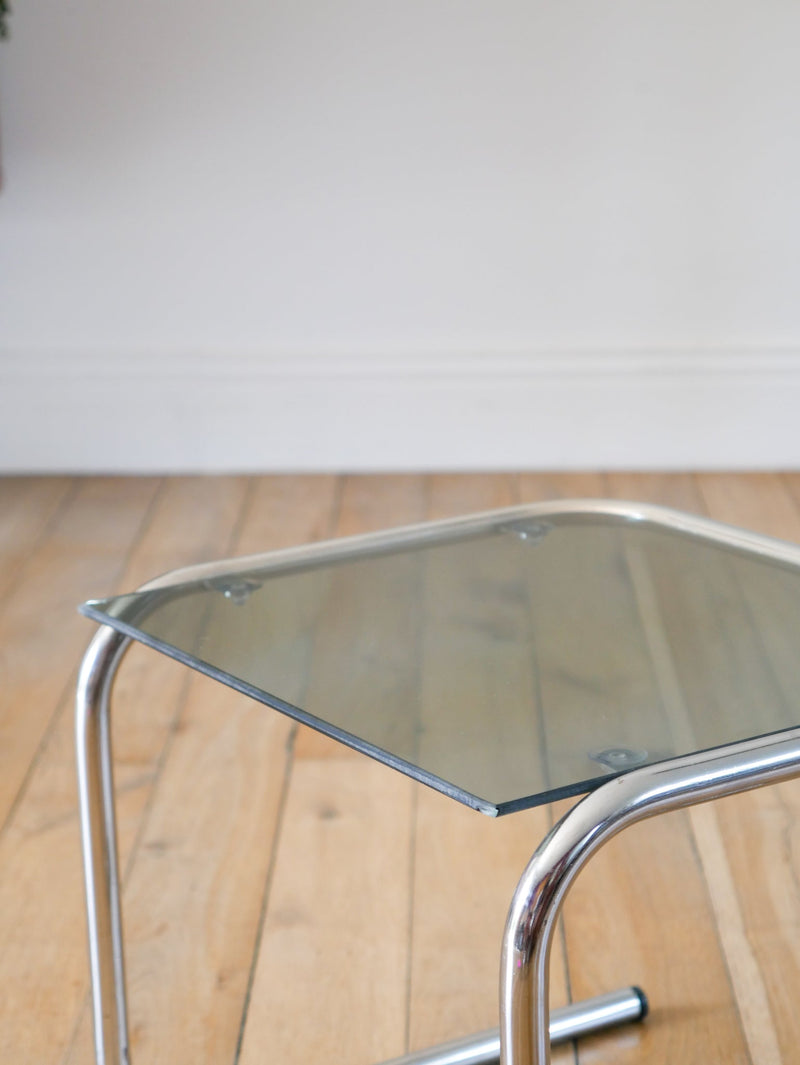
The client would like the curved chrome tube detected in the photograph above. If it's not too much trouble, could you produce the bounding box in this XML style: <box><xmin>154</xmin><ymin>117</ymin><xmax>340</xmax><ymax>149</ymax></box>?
<box><xmin>106</xmin><ymin>499</ymin><xmax>800</xmax><ymax>597</ymax></box>
<box><xmin>76</xmin><ymin>625</ymin><xmax>132</xmax><ymax>1065</ymax></box>
<box><xmin>500</xmin><ymin>726</ymin><xmax>800</xmax><ymax>1065</ymax></box>
<box><xmin>75</xmin><ymin>497</ymin><xmax>800</xmax><ymax>1065</ymax></box>
<box><xmin>76</xmin><ymin>622</ymin><xmax>800</xmax><ymax>1065</ymax></box>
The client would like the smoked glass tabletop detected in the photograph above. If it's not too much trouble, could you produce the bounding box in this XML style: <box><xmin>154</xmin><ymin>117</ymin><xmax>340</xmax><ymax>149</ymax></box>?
<box><xmin>80</xmin><ymin>502</ymin><xmax>800</xmax><ymax>816</ymax></box>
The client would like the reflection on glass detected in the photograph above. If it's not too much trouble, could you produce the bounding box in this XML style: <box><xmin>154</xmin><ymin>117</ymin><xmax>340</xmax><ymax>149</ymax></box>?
<box><xmin>81</xmin><ymin>513</ymin><xmax>800</xmax><ymax>815</ymax></box>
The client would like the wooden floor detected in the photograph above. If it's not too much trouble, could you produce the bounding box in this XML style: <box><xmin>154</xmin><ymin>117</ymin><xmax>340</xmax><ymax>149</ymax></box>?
<box><xmin>3</xmin><ymin>472</ymin><xmax>800</xmax><ymax>1065</ymax></box>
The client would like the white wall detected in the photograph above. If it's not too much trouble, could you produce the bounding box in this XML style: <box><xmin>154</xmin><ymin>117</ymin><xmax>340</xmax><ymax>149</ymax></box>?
<box><xmin>2</xmin><ymin>1</ymin><xmax>800</xmax><ymax>471</ymax></box>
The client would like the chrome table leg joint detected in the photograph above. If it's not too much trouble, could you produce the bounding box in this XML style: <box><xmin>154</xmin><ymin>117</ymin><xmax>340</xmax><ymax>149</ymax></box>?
<box><xmin>500</xmin><ymin>727</ymin><xmax>800</xmax><ymax>1065</ymax></box>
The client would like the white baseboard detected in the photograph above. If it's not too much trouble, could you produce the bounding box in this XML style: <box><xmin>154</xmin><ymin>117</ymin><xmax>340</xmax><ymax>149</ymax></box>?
<box><xmin>2</xmin><ymin>349</ymin><xmax>799</xmax><ymax>472</ymax></box>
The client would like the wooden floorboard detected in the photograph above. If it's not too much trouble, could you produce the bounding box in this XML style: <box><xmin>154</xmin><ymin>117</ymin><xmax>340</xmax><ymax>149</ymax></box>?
<box><xmin>2</xmin><ymin>473</ymin><xmax>800</xmax><ymax>1064</ymax></box>
<box><xmin>239</xmin><ymin>475</ymin><xmax>425</xmax><ymax>1065</ymax></box>
<box><xmin>408</xmin><ymin>475</ymin><xmax>572</xmax><ymax>1064</ymax></box>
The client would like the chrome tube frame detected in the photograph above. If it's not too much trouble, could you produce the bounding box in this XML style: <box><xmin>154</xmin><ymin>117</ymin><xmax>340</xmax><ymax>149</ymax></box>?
<box><xmin>74</xmin><ymin>623</ymin><xmax>649</xmax><ymax>1065</ymax></box>
<box><xmin>76</xmin><ymin>625</ymin><xmax>132</xmax><ymax>1065</ymax></box>
<box><xmin>111</xmin><ymin>499</ymin><xmax>800</xmax><ymax>597</ymax></box>
<box><xmin>500</xmin><ymin>727</ymin><xmax>800</xmax><ymax>1065</ymax></box>
<box><xmin>75</xmin><ymin>500</ymin><xmax>800</xmax><ymax>1065</ymax></box>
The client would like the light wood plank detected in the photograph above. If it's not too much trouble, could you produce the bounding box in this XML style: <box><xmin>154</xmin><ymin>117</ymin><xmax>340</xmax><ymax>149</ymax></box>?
<box><xmin>520</xmin><ymin>474</ymin><xmax>723</xmax><ymax>1065</ymax></box>
<box><xmin>425</xmin><ymin>472</ymin><xmax>518</xmax><ymax>518</ymax></box>
<box><xmin>518</xmin><ymin>471</ymin><xmax>607</xmax><ymax>503</ymax></box>
<box><xmin>293</xmin><ymin>474</ymin><xmax>429</xmax><ymax>762</ymax></box>
<box><xmin>4</xmin><ymin>475</ymin><xmax>329</xmax><ymax>1065</ymax></box>
<box><xmin>409</xmin><ymin>791</ymin><xmax>572</xmax><ymax>1057</ymax></box>
<box><xmin>409</xmin><ymin>474</ymin><xmax>572</xmax><ymax>1062</ymax></box>
<box><xmin>0</xmin><ymin>476</ymin><xmax>74</xmax><ymax>602</ymax></box>
<box><xmin>111</xmin><ymin>680</ymin><xmax>294</xmax><ymax>1065</ymax></box>
<box><xmin>415</xmin><ymin>500</ymin><xmax>544</xmax><ymax>804</ymax></box>
<box><xmin>81</xmin><ymin>475</ymin><xmax>339</xmax><ymax>1065</ymax></box>
<box><xmin>0</xmin><ymin>476</ymin><xmax>164</xmax><ymax>1065</ymax></box>
<box><xmin>241</xmin><ymin>758</ymin><xmax>414</xmax><ymax>1065</ymax></box>
<box><xmin>691</xmin><ymin>471</ymin><xmax>800</xmax><ymax>1064</ymax></box>
<box><xmin>3</xmin><ymin>477</ymin><xmax>253</xmax><ymax>1065</ymax></box>
<box><xmin>238</xmin><ymin>474</ymin><xmax>426</xmax><ymax>1065</ymax></box>
<box><xmin>569</xmin><ymin>472</ymin><xmax>752</xmax><ymax>1065</ymax></box>
<box><xmin>293</xmin><ymin>474</ymin><xmax>429</xmax><ymax>759</ymax></box>
<box><xmin>0</xmin><ymin>477</ymin><xmax>162</xmax><ymax>830</ymax></box>
<box><xmin>600</xmin><ymin>471</ymin><xmax>705</xmax><ymax>514</ymax></box>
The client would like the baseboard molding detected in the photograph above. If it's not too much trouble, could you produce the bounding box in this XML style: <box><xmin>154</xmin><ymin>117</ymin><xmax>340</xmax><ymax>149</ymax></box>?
<box><xmin>2</xmin><ymin>348</ymin><xmax>799</xmax><ymax>471</ymax></box>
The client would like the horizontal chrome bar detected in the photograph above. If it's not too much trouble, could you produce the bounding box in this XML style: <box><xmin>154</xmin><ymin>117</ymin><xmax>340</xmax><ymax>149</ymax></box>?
<box><xmin>126</xmin><ymin>498</ymin><xmax>800</xmax><ymax>594</ymax></box>
<box><xmin>550</xmin><ymin>986</ymin><xmax>647</xmax><ymax>1042</ymax></box>
<box><xmin>377</xmin><ymin>986</ymin><xmax>647</xmax><ymax>1065</ymax></box>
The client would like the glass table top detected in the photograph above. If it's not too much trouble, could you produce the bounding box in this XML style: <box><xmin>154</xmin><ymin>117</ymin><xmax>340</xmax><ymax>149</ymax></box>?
<box><xmin>80</xmin><ymin>501</ymin><xmax>800</xmax><ymax>816</ymax></box>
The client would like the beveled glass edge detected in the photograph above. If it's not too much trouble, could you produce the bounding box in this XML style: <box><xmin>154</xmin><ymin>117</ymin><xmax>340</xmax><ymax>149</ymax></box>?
<box><xmin>99</xmin><ymin>499</ymin><xmax>800</xmax><ymax>600</ymax></box>
<box><xmin>79</xmin><ymin>601</ymin><xmax>504</xmax><ymax>814</ymax></box>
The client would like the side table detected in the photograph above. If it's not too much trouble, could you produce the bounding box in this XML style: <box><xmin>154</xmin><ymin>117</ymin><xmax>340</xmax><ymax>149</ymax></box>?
<box><xmin>76</xmin><ymin>500</ymin><xmax>800</xmax><ymax>1065</ymax></box>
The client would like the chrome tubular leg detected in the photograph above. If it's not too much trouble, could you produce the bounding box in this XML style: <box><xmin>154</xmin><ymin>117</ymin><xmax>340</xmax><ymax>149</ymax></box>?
<box><xmin>76</xmin><ymin>626</ymin><xmax>133</xmax><ymax>1065</ymax></box>
<box><xmin>500</xmin><ymin>727</ymin><xmax>800</xmax><ymax>1065</ymax></box>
